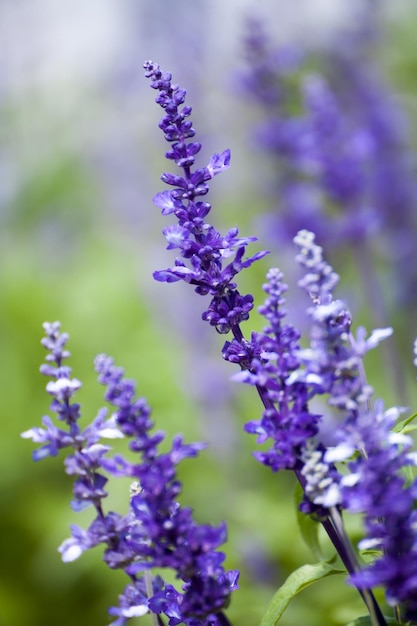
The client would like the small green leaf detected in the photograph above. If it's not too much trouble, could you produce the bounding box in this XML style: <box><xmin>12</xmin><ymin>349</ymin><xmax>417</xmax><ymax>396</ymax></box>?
<box><xmin>260</xmin><ymin>560</ymin><xmax>345</xmax><ymax>626</ymax></box>
<box><xmin>401</xmin><ymin>424</ymin><xmax>417</xmax><ymax>434</ymax></box>
<box><xmin>294</xmin><ymin>482</ymin><xmax>323</xmax><ymax>560</ymax></box>
<box><xmin>393</xmin><ymin>411</ymin><xmax>417</xmax><ymax>433</ymax></box>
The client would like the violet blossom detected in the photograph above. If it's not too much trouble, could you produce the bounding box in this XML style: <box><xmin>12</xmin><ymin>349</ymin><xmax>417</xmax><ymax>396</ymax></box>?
<box><xmin>293</xmin><ymin>230</ymin><xmax>417</xmax><ymax>623</ymax></box>
<box><xmin>230</xmin><ymin>268</ymin><xmax>321</xmax><ymax>472</ymax></box>
<box><xmin>144</xmin><ymin>60</ymin><xmax>268</xmax><ymax>336</ymax></box>
<box><xmin>22</xmin><ymin>322</ymin><xmax>239</xmax><ymax>626</ymax></box>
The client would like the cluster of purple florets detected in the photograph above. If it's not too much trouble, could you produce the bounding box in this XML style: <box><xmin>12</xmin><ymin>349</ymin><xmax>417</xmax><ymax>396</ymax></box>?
<box><xmin>144</xmin><ymin>60</ymin><xmax>268</xmax><ymax>334</ymax></box>
<box><xmin>22</xmin><ymin>322</ymin><xmax>238</xmax><ymax>626</ymax></box>
<box><xmin>230</xmin><ymin>268</ymin><xmax>320</xmax><ymax>472</ymax></box>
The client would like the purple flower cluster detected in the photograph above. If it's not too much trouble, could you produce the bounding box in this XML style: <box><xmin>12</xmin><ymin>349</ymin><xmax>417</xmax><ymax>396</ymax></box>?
<box><xmin>144</xmin><ymin>61</ymin><xmax>322</xmax><ymax>474</ymax></box>
<box><xmin>293</xmin><ymin>229</ymin><xmax>396</xmax><ymax>437</ymax></box>
<box><xmin>293</xmin><ymin>229</ymin><xmax>391</xmax><ymax>413</ymax></box>
<box><xmin>229</xmin><ymin>268</ymin><xmax>321</xmax><ymax>472</ymax></box>
<box><xmin>144</xmin><ymin>60</ymin><xmax>268</xmax><ymax>334</ymax></box>
<box><xmin>292</xmin><ymin>232</ymin><xmax>417</xmax><ymax>622</ymax></box>
<box><xmin>22</xmin><ymin>322</ymin><xmax>238</xmax><ymax>626</ymax></box>
<box><xmin>339</xmin><ymin>400</ymin><xmax>417</xmax><ymax>621</ymax></box>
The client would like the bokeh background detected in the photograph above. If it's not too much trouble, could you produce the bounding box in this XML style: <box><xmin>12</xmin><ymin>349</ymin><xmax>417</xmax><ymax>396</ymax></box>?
<box><xmin>2</xmin><ymin>1</ymin><xmax>417</xmax><ymax>625</ymax></box>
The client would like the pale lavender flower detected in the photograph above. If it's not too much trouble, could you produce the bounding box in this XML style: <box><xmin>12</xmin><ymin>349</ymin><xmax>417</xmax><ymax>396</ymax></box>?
<box><xmin>294</xmin><ymin>229</ymin><xmax>391</xmax><ymax>414</ymax></box>
<box><xmin>336</xmin><ymin>400</ymin><xmax>417</xmax><ymax>622</ymax></box>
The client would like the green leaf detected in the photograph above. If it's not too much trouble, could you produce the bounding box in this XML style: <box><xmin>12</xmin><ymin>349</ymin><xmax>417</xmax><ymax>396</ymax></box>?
<box><xmin>294</xmin><ymin>482</ymin><xmax>324</xmax><ymax>560</ymax></box>
<box><xmin>401</xmin><ymin>424</ymin><xmax>417</xmax><ymax>434</ymax></box>
<box><xmin>260</xmin><ymin>560</ymin><xmax>345</xmax><ymax>626</ymax></box>
<box><xmin>393</xmin><ymin>411</ymin><xmax>417</xmax><ymax>433</ymax></box>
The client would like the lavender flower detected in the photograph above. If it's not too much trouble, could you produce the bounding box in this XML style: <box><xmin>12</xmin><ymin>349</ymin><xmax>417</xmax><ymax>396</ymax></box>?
<box><xmin>293</xmin><ymin>229</ymin><xmax>391</xmax><ymax>420</ymax></box>
<box><xmin>293</xmin><ymin>231</ymin><xmax>417</xmax><ymax>622</ymax></box>
<box><xmin>22</xmin><ymin>322</ymin><xmax>238</xmax><ymax>626</ymax></box>
<box><xmin>144</xmin><ymin>60</ymin><xmax>324</xmax><ymax>476</ymax></box>
<box><xmin>229</xmin><ymin>268</ymin><xmax>321</xmax><ymax>472</ymax></box>
<box><xmin>144</xmin><ymin>60</ymin><xmax>268</xmax><ymax>335</ymax></box>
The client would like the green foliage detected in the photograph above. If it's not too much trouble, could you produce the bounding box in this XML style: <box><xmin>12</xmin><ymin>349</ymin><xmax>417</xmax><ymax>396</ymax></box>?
<box><xmin>260</xmin><ymin>560</ymin><xmax>346</xmax><ymax>626</ymax></box>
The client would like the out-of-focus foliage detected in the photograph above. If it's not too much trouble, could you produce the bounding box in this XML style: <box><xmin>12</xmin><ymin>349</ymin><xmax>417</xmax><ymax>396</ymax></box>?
<box><xmin>1</xmin><ymin>2</ymin><xmax>417</xmax><ymax>625</ymax></box>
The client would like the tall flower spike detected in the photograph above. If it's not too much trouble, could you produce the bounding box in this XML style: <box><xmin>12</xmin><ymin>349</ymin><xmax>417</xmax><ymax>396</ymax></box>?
<box><xmin>294</xmin><ymin>229</ymin><xmax>392</xmax><ymax>416</ymax></box>
<box><xmin>23</xmin><ymin>323</ymin><xmax>238</xmax><ymax>626</ymax></box>
<box><xmin>230</xmin><ymin>268</ymin><xmax>321</xmax><ymax>471</ymax></box>
<box><xmin>144</xmin><ymin>60</ymin><xmax>268</xmax><ymax>334</ymax></box>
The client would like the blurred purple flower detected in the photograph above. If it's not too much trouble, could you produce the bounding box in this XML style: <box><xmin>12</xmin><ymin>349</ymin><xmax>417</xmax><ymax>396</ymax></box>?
<box><xmin>241</xmin><ymin>19</ymin><xmax>417</xmax><ymax>306</ymax></box>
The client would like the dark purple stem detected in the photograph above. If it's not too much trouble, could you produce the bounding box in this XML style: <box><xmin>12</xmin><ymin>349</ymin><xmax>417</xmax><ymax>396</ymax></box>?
<box><xmin>218</xmin><ymin>612</ymin><xmax>234</xmax><ymax>626</ymax></box>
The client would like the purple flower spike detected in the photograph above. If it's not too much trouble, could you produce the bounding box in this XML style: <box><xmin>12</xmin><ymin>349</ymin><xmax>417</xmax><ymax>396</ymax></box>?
<box><xmin>230</xmin><ymin>268</ymin><xmax>321</xmax><ymax>471</ymax></box>
<box><xmin>292</xmin><ymin>231</ymin><xmax>417</xmax><ymax>620</ymax></box>
<box><xmin>23</xmin><ymin>323</ymin><xmax>238</xmax><ymax>625</ymax></box>
<box><xmin>144</xmin><ymin>60</ymin><xmax>268</xmax><ymax>334</ymax></box>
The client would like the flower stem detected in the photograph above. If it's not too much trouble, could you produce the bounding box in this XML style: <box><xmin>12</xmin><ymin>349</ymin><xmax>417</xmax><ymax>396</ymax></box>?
<box><xmin>144</xmin><ymin>570</ymin><xmax>161</xmax><ymax>626</ymax></box>
<box><xmin>329</xmin><ymin>506</ymin><xmax>386</xmax><ymax>626</ymax></box>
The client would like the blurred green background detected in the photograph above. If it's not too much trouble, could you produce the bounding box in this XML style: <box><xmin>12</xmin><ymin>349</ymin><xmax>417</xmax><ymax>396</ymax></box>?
<box><xmin>2</xmin><ymin>2</ymin><xmax>417</xmax><ymax>625</ymax></box>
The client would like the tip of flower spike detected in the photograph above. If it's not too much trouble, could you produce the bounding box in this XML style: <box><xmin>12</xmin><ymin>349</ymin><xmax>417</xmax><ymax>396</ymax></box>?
<box><xmin>42</xmin><ymin>320</ymin><xmax>61</xmax><ymax>334</ymax></box>
<box><xmin>143</xmin><ymin>59</ymin><xmax>159</xmax><ymax>77</ymax></box>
